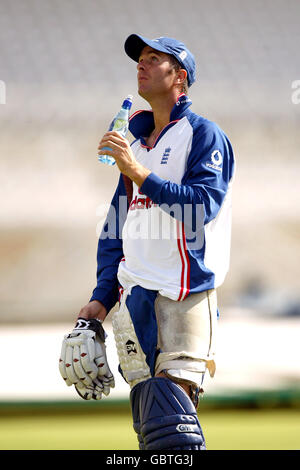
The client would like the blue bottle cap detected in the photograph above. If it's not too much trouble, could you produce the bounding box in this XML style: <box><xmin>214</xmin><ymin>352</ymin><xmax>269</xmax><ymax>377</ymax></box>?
<box><xmin>122</xmin><ymin>95</ymin><xmax>133</xmax><ymax>110</ymax></box>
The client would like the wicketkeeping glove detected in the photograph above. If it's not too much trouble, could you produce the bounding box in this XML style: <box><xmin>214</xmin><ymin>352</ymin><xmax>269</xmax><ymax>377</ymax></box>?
<box><xmin>59</xmin><ymin>317</ymin><xmax>115</xmax><ymax>400</ymax></box>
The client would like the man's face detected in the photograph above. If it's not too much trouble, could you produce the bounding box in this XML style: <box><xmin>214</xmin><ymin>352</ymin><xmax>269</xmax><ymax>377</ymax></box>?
<box><xmin>137</xmin><ymin>46</ymin><xmax>177</xmax><ymax>100</ymax></box>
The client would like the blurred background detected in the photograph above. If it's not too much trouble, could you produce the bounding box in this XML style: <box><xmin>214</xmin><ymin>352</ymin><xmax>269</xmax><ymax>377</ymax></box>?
<box><xmin>0</xmin><ymin>0</ymin><xmax>299</xmax><ymax>450</ymax></box>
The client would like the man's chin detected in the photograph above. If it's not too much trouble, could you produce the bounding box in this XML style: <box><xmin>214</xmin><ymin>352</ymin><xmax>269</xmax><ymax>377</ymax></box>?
<box><xmin>138</xmin><ymin>88</ymin><xmax>149</xmax><ymax>100</ymax></box>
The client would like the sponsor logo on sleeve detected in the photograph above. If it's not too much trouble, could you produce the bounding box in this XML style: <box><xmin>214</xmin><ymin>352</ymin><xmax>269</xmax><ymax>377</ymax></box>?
<box><xmin>206</xmin><ymin>149</ymin><xmax>223</xmax><ymax>172</ymax></box>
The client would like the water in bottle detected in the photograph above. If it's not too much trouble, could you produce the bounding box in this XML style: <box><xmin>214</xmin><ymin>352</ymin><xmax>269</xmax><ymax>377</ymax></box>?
<box><xmin>98</xmin><ymin>95</ymin><xmax>133</xmax><ymax>166</ymax></box>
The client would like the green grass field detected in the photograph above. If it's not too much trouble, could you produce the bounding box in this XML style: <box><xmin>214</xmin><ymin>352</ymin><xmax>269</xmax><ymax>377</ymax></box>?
<box><xmin>0</xmin><ymin>408</ymin><xmax>299</xmax><ymax>450</ymax></box>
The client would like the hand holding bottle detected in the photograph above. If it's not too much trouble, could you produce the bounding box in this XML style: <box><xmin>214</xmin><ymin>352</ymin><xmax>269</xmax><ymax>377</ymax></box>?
<box><xmin>98</xmin><ymin>95</ymin><xmax>133</xmax><ymax>166</ymax></box>
<box><xmin>98</xmin><ymin>130</ymin><xmax>151</xmax><ymax>186</ymax></box>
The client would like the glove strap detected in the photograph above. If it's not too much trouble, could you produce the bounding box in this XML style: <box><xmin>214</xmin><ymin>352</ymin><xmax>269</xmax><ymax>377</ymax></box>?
<box><xmin>75</xmin><ymin>317</ymin><xmax>106</xmax><ymax>342</ymax></box>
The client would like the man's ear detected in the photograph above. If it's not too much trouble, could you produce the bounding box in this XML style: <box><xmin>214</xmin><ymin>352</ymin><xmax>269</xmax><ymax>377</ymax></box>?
<box><xmin>176</xmin><ymin>68</ymin><xmax>187</xmax><ymax>86</ymax></box>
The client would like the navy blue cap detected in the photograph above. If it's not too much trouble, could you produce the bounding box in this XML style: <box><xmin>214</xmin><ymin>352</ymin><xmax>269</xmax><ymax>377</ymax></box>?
<box><xmin>124</xmin><ymin>34</ymin><xmax>196</xmax><ymax>87</ymax></box>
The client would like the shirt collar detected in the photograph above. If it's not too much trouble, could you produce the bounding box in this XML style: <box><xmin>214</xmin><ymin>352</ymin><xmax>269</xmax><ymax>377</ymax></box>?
<box><xmin>129</xmin><ymin>94</ymin><xmax>192</xmax><ymax>141</ymax></box>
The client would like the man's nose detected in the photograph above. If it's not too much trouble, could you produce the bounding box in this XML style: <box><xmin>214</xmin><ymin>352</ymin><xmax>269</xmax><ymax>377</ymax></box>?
<box><xmin>137</xmin><ymin>60</ymin><xmax>145</xmax><ymax>71</ymax></box>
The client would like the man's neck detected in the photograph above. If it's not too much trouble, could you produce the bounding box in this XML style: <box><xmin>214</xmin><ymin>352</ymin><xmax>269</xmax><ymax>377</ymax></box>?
<box><xmin>144</xmin><ymin>91</ymin><xmax>180</xmax><ymax>147</ymax></box>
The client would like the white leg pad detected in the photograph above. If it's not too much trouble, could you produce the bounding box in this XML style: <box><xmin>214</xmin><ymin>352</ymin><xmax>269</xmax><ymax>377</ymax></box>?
<box><xmin>154</xmin><ymin>289</ymin><xmax>218</xmax><ymax>384</ymax></box>
<box><xmin>112</xmin><ymin>290</ymin><xmax>151</xmax><ymax>388</ymax></box>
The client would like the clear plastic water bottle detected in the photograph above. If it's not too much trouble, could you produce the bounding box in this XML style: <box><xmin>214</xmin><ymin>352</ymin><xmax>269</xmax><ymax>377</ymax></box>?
<box><xmin>98</xmin><ymin>95</ymin><xmax>133</xmax><ymax>166</ymax></box>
